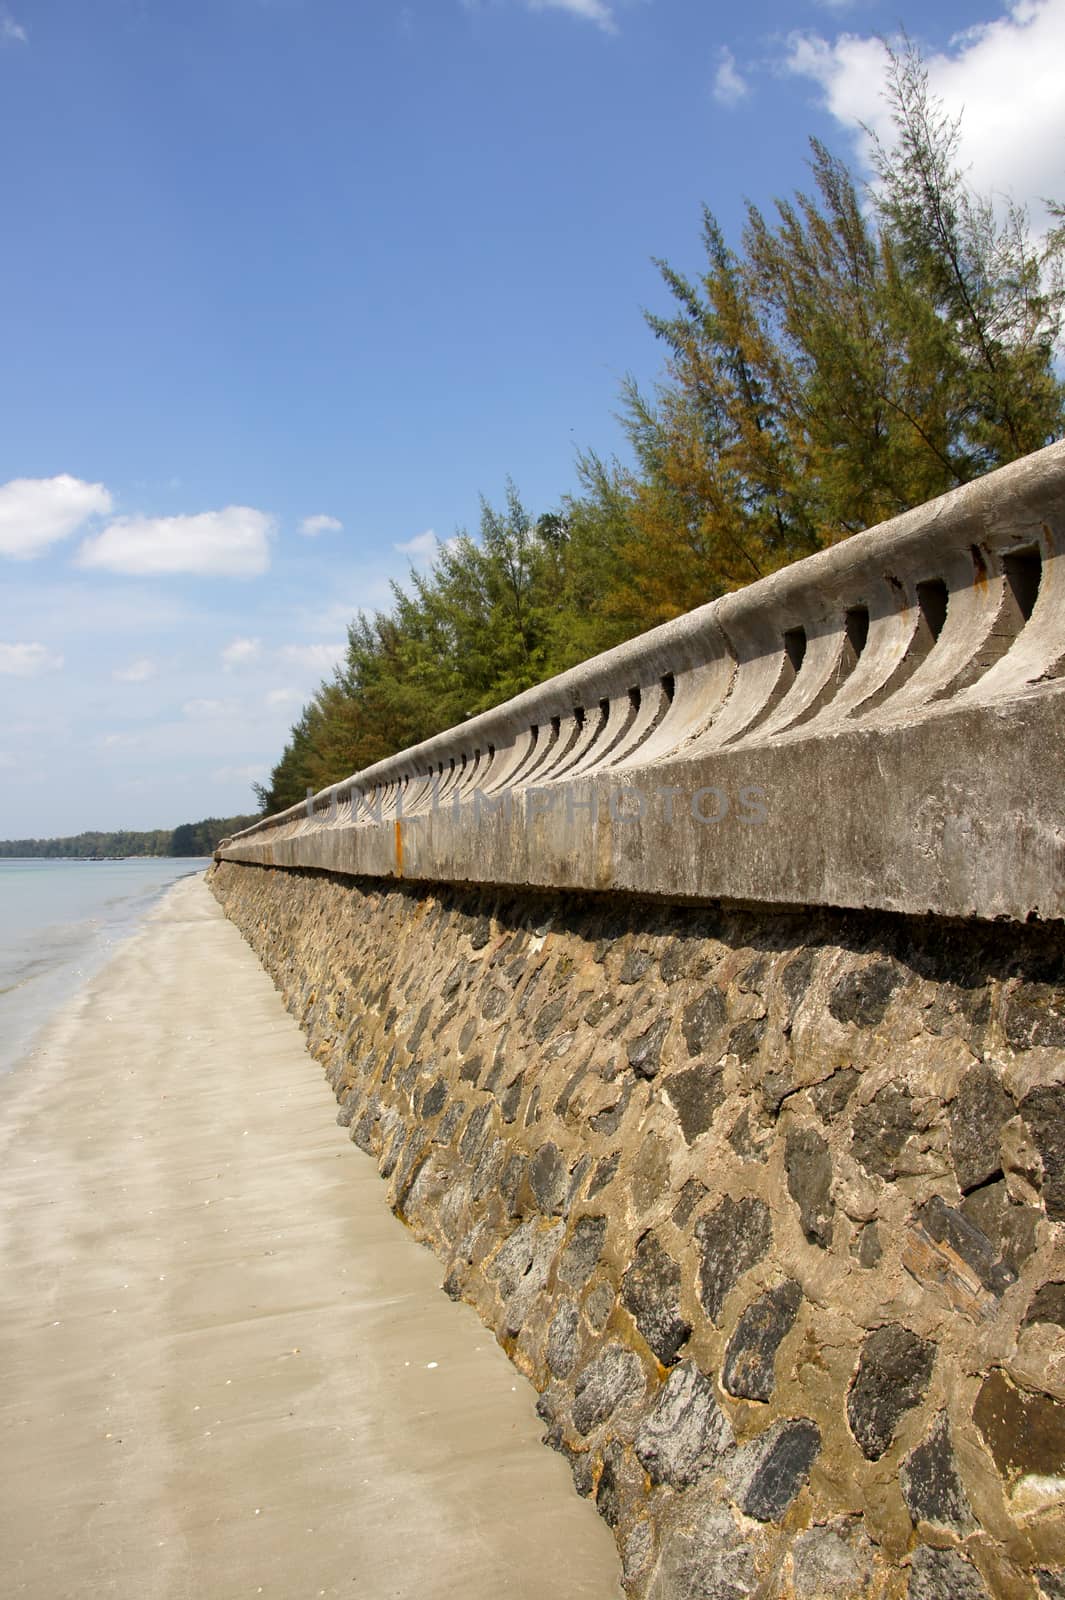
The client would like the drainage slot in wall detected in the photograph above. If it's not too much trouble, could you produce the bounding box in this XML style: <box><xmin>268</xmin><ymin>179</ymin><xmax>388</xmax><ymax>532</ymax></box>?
<box><xmin>584</xmin><ymin>697</ymin><xmax>610</xmax><ymax>754</ymax></box>
<box><xmin>525</xmin><ymin>714</ymin><xmax>567</xmax><ymax>781</ymax></box>
<box><xmin>784</xmin><ymin>627</ymin><xmax>807</xmax><ymax>673</ymax></box>
<box><xmin>560</xmin><ymin>708</ymin><xmax>585</xmax><ymax>755</ymax></box>
<box><xmin>614</xmin><ymin>678</ymin><xmax>672</xmax><ymax>763</ymax></box>
<box><xmin>917</xmin><ymin>579</ymin><xmax>949</xmax><ymax>642</ymax></box>
<box><xmin>1003</xmin><ymin>548</ymin><xmax>1042</xmax><ymax>622</ymax></box>
<box><xmin>845</xmin><ymin>606</ymin><xmax>870</xmax><ymax>659</ymax></box>
<box><xmin>661</xmin><ymin>672</ymin><xmax>675</xmax><ymax>704</ymax></box>
<box><xmin>549</xmin><ymin>704</ymin><xmax>597</xmax><ymax>778</ymax></box>
<box><xmin>599</xmin><ymin>687</ymin><xmax>642</xmax><ymax>766</ymax></box>
<box><xmin>507</xmin><ymin>725</ymin><xmax>539</xmax><ymax>785</ymax></box>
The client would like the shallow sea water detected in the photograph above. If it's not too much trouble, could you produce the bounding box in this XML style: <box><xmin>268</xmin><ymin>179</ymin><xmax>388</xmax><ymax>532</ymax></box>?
<box><xmin>0</xmin><ymin>857</ymin><xmax>210</xmax><ymax>1074</ymax></box>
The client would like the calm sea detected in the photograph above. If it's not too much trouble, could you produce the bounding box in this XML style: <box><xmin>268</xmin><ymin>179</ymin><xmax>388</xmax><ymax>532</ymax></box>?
<box><xmin>0</xmin><ymin>858</ymin><xmax>211</xmax><ymax>1075</ymax></box>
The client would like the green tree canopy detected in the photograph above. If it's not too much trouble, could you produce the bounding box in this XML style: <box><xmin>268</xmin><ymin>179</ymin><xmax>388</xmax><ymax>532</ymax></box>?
<box><xmin>591</xmin><ymin>43</ymin><xmax>1064</xmax><ymax>625</ymax></box>
<box><xmin>0</xmin><ymin>814</ymin><xmax>258</xmax><ymax>859</ymax></box>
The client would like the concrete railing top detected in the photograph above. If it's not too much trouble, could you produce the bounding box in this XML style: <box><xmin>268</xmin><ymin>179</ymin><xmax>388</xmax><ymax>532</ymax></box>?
<box><xmin>220</xmin><ymin>442</ymin><xmax>1065</xmax><ymax>921</ymax></box>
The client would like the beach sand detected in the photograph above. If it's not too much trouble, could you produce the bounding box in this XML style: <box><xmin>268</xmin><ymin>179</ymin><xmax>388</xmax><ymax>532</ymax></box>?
<box><xmin>0</xmin><ymin>875</ymin><xmax>622</xmax><ymax>1599</ymax></box>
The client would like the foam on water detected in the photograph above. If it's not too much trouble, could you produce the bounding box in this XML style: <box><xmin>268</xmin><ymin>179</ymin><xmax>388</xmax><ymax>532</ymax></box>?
<box><xmin>0</xmin><ymin>858</ymin><xmax>211</xmax><ymax>1074</ymax></box>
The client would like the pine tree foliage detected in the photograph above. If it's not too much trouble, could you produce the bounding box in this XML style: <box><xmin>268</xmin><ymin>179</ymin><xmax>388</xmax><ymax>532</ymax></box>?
<box><xmin>598</xmin><ymin>44</ymin><xmax>1064</xmax><ymax>624</ymax></box>
<box><xmin>870</xmin><ymin>45</ymin><xmax>1064</xmax><ymax>473</ymax></box>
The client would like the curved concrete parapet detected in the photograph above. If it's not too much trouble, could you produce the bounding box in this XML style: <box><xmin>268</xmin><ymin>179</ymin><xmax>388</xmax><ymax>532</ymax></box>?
<box><xmin>219</xmin><ymin>442</ymin><xmax>1065</xmax><ymax>920</ymax></box>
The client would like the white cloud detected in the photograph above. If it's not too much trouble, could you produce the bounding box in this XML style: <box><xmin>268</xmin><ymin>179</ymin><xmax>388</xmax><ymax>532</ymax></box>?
<box><xmin>525</xmin><ymin>0</ymin><xmax>615</xmax><ymax>30</ymax></box>
<box><xmin>299</xmin><ymin>513</ymin><xmax>343</xmax><ymax>537</ymax></box>
<box><xmin>222</xmin><ymin>636</ymin><xmax>263</xmax><ymax>670</ymax></box>
<box><xmin>0</xmin><ymin>475</ymin><xmax>112</xmax><ymax>560</ymax></box>
<box><xmin>394</xmin><ymin>528</ymin><xmax>438</xmax><ymax>561</ymax></box>
<box><xmin>182</xmin><ymin>698</ymin><xmax>238</xmax><ymax>719</ymax></box>
<box><xmin>278</xmin><ymin>642</ymin><xmax>346</xmax><ymax>675</ymax></box>
<box><xmin>784</xmin><ymin>0</ymin><xmax>1065</xmax><ymax>232</ymax></box>
<box><xmin>113</xmin><ymin>657</ymin><xmax>157</xmax><ymax>683</ymax></box>
<box><xmin>1</xmin><ymin>11</ymin><xmax>27</xmax><ymax>45</ymax></box>
<box><xmin>0</xmin><ymin>752</ymin><xmax>17</xmax><ymax>770</ymax></box>
<box><xmin>99</xmin><ymin>731</ymin><xmax>145</xmax><ymax>750</ymax></box>
<box><xmin>712</xmin><ymin>46</ymin><xmax>749</xmax><ymax>108</ymax></box>
<box><xmin>78</xmin><ymin>507</ymin><xmax>275</xmax><ymax>578</ymax></box>
<box><xmin>0</xmin><ymin>642</ymin><xmax>64</xmax><ymax>677</ymax></box>
<box><xmin>265</xmin><ymin>687</ymin><xmax>303</xmax><ymax>709</ymax></box>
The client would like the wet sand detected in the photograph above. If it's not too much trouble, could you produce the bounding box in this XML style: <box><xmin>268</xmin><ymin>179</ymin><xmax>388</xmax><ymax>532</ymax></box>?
<box><xmin>0</xmin><ymin>875</ymin><xmax>622</xmax><ymax>1600</ymax></box>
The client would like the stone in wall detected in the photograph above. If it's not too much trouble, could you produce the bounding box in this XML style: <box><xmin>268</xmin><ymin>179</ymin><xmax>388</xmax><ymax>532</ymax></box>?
<box><xmin>1021</xmin><ymin>1084</ymin><xmax>1065</xmax><ymax>1221</ymax></box>
<box><xmin>634</xmin><ymin>1361</ymin><xmax>732</xmax><ymax>1488</ymax></box>
<box><xmin>663</xmin><ymin>1063</ymin><xmax>727</xmax><ymax>1144</ymax></box>
<box><xmin>621</xmin><ymin>1232</ymin><xmax>691</xmax><ymax>1366</ymax></box>
<box><xmin>973</xmin><ymin>1367</ymin><xmax>1065</xmax><ymax>1488</ymax></box>
<box><xmin>695</xmin><ymin>1195</ymin><xmax>772</xmax><ymax>1323</ymax></box>
<box><xmin>732</xmin><ymin>1415</ymin><xmax>822</xmax><ymax>1522</ymax></box>
<box><xmin>784</xmin><ymin>1125</ymin><xmax>835</xmax><ymax>1247</ymax></box>
<box><xmin>209</xmin><ymin>861</ymin><xmax>1065</xmax><ymax>1600</ymax></box>
<box><xmin>848</xmin><ymin>1324</ymin><xmax>936</xmax><ymax>1460</ymax></box>
<box><xmin>721</xmin><ymin>1280</ymin><xmax>802</xmax><ymax>1401</ymax></box>
<box><xmin>950</xmin><ymin>1063</ymin><xmax>1013</xmax><ymax>1192</ymax></box>
<box><xmin>572</xmin><ymin>1342</ymin><xmax>645</xmax><ymax>1435</ymax></box>
<box><xmin>900</xmin><ymin>1413</ymin><xmax>976</xmax><ymax>1532</ymax></box>
<box><xmin>906</xmin><ymin>1546</ymin><xmax>990</xmax><ymax>1599</ymax></box>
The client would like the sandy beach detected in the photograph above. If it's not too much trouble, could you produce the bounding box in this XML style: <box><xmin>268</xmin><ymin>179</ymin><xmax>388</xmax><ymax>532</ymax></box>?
<box><xmin>0</xmin><ymin>875</ymin><xmax>621</xmax><ymax>1600</ymax></box>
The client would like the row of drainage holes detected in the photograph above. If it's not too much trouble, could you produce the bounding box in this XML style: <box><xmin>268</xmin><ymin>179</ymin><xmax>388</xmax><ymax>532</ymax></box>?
<box><xmin>781</xmin><ymin>548</ymin><xmax>1043</xmax><ymax>676</ymax></box>
<box><xmin>506</xmin><ymin>552</ymin><xmax>1043</xmax><ymax>771</ymax></box>
<box><xmin>382</xmin><ymin>674</ymin><xmax>676</xmax><ymax>797</ymax></box>
<box><xmin>324</xmin><ymin>551</ymin><xmax>1044</xmax><ymax>812</ymax></box>
<box><xmin>523</xmin><ymin>673</ymin><xmax>676</xmax><ymax>780</ymax></box>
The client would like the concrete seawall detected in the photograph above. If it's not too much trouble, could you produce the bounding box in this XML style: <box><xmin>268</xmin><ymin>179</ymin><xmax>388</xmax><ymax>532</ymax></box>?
<box><xmin>219</xmin><ymin>442</ymin><xmax>1065</xmax><ymax>921</ymax></box>
<box><xmin>211</xmin><ymin>444</ymin><xmax>1065</xmax><ymax>1597</ymax></box>
<box><xmin>210</xmin><ymin>861</ymin><xmax>1065</xmax><ymax>1599</ymax></box>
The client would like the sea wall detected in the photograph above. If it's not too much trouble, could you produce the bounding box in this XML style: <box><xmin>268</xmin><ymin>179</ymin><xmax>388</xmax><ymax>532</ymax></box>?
<box><xmin>210</xmin><ymin>858</ymin><xmax>1065</xmax><ymax>1600</ymax></box>
<box><xmin>219</xmin><ymin>442</ymin><xmax>1065</xmax><ymax>922</ymax></box>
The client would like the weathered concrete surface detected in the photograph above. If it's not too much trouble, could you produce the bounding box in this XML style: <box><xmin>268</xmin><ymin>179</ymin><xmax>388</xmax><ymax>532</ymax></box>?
<box><xmin>0</xmin><ymin>876</ymin><xmax>622</xmax><ymax>1600</ymax></box>
<box><xmin>220</xmin><ymin>441</ymin><xmax>1065</xmax><ymax>921</ymax></box>
<box><xmin>211</xmin><ymin>859</ymin><xmax>1065</xmax><ymax>1600</ymax></box>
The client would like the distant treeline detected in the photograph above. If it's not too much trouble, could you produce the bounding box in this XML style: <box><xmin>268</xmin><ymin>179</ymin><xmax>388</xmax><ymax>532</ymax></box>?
<box><xmin>257</xmin><ymin>46</ymin><xmax>1065</xmax><ymax>816</ymax></box>
<box><xmin>0</xmin><ymin>815</ymin><xmax>259</xmax><ymax>860</ymax></box>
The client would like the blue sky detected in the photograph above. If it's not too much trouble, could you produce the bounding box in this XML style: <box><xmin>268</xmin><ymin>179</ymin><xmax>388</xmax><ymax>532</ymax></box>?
<box><xmin>1</xmin><ymin>0</ymin><xmax>1062</xmax><ymax>836</ymax></box>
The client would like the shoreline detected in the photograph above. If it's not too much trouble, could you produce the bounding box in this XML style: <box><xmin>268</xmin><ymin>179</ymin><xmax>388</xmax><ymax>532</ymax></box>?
<box><xmin>0</xmin><ymin>875</ymin><xmax>620</xmax><ymax>1599</ymax></box>
<box><xmin>0</xmin><ymin>859</ymin><xmax>212</xmax><ymax>1080</ymax></box>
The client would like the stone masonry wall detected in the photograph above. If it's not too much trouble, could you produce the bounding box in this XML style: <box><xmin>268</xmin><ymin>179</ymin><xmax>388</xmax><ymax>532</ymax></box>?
<box><xmin>210</xmin><ymin>859</ymin><xmax>1065</xmax><ymax>1600</ymax></box>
